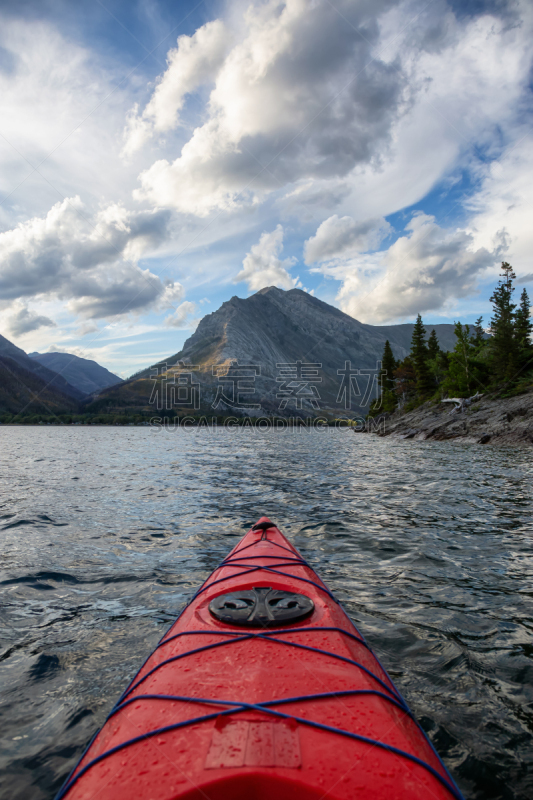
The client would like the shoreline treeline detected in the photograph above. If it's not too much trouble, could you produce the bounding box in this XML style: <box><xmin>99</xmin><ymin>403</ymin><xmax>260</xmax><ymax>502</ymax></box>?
<box><xmin>370</xmin><ymin>263</ymin><xmax>533</xmax><ymax>416</ymax></box>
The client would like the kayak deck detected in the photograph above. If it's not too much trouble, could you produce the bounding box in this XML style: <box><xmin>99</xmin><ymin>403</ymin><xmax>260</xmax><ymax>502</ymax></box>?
<box><xmin>57</xmin><ymin>518</ymin><xmax>463</xmax><ymax>800</ymax></box>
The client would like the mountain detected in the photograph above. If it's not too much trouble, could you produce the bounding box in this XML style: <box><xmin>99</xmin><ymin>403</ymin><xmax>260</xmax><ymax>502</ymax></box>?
<box><xmin>0</xmin><ymin>357</ymin><xmax>80</xmax><ymax>416</ymax></box>
<box><xmin>0</xmin><ymin>334</ymin><xmax>84</xmax><ymax>401</ymax></box>
<box><xmin>93</xmin><ymin>287</ymin><xmax>459</xmax><ymax>418</ymax></box>
<box><xmin>29</xmin><ymin>352</ymin><xmax>122</xmax><ymax>395</ymax></box>
<box><xmin>371</xmin><ymin>322</ymin><xmax>459</xmax><ymax>354</ymax></box>
<box><xmin>169</xmin><ymin>287</ymin><xmax>458</xmax><ymax>369</ymax></box>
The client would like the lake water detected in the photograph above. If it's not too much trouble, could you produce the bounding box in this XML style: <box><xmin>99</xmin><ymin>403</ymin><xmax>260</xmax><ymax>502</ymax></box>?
<box><xmin>0</xmin><ymin>427</ymin><xmax>532</xmax><ymax>800</ymax></box>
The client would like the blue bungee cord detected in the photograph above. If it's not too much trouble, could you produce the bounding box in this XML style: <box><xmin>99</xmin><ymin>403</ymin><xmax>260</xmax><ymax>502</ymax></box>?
<box><xmin>55</xmin><ymin>530</ymin><xmax>465</xmax><ymax>800</ymax></box>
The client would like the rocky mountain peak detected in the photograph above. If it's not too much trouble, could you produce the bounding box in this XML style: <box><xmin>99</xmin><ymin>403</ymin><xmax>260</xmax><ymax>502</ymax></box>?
<box><xmin>107</xmin><ymin>287</ymin><xmax>459</xmax><ymax>418</ymax></box>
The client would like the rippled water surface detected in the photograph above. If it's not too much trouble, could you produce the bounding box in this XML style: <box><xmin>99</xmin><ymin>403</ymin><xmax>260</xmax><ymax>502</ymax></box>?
<box><xmin>0</xmin><ymin>427</ymin><xmax>532</xmax><ymax>800</ymax></box>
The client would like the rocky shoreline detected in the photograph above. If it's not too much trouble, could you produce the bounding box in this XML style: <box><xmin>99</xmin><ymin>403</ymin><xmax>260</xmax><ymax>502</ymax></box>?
<box><xmin>374</xmin><ymin>386</ymin><xmax>533</xmax><ymax>446</ymax></box>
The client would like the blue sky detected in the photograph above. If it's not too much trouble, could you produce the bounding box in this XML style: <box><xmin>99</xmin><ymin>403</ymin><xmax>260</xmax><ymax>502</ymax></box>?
<box><xmin>0</xmin><ymin>0</ymin><xmax>531</xmax><ymax>376</ymax></box>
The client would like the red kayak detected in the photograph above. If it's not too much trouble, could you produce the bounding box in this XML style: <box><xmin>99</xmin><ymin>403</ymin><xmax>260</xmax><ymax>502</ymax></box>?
<box><xmin>57</xmin><ymin>518</ymin><xmax>463</xmax><ymax>800</ymax></box>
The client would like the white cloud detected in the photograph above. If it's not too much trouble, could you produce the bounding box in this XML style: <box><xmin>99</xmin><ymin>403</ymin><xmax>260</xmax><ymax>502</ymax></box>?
<box><xmin>0</xmin><ymin>17</ymin><xmax>136</xmax><ymax>222</ymax></box>
<box><xmin>1</xmin><ymin>0</ymin><xmax>533</xmax><ymax>364</ymax></box>
<box><xmin>164</xmin><ymin>300</ymin><xmax>199</xmax><ymax>329</ymax></box>
<box><xmin>304</xmin><ymin>216</ymin><xmax>391</xmax><ymax>264</ymax></box>
<box><xmin>122</xmin><ymin>20</ymin><xmax>230</xmax><ymax>157</ymax></box>
<box><xmin>135</xmin><ymin>0</ymin><xmax>406</xmax><ymax>216</ymax></box>
<box><xmin>132</xmin><ymin>0</ymin><xmax>533</xmax><ymax>230</ymax></box>
<box><xmin>0</xmin><ymin>197</ymin><xmax>180</xmax><ymax>319</ymax></box>
<box><xmin>318</xmin><ymin>213</ymin><xmax>499</xmax><ymax>323</ymax></box>
<box><xmin>7</xmin><ymin>303</ymin><xmax>56</xmax><ymax>336</ymax></box>
<box><xmin>235</xmin><ymin>225</ymin><xmax>296</xmax><ymax>291</ymax></box>
<box><xmin>43</xmin><ymin>344</ymin><xmax>92</xmax><ymax>358</ymax></box>
<box><xmin>465</xmin><ymin>134</ymin><xmax>533</xmax><ymax>280</ymax></box>
<box><xmin>76</xmin><ymin>322</ymin><xmax>99</xmax><ymax>337</ymax></box>
<box><xmin>288</xmin><ymin>1</ymin><xmax>533</xmax><ymax>227</ymax></box>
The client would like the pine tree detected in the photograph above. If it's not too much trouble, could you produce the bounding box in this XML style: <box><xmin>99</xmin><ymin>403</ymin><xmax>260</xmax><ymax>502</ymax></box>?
<box><xmin>489</xmin><ymin>262</ymin><xmax>518</xmax><ymax>383</ymax></box>
<box><xmin>393</xmin><ymin>357</ymin><xmax>417</xmax><ymax>403</ymax></box>
<box><xmin>470</xmin><ymin>316</ymin><xmax>485</xmax><ymax>350</ymax></box>
<box><xmin>443</xmin><ymin>322</ymin><xmax>478</xmax><ymax>396</ymax></box>
<box><xmin>514</xmin><ymin>288</ymin><xmax>533</xmax><ymax>373</ymax></box>
<box><xmin>438</xmin><ymin>350</ymin><xmax>450</xmax><ymax>377</ymax></box>
<box><xmin>410</xmin><ymin>314</ymin><xmax>433</xmax><ymax>397</ymax></box>
<box><xmin>426</xmin><ymin>329</ymin><xmax>441</xmax><ymax>389</ymax></box>
<box><xmin>427</xmin><ymin>329</ymin><xmax>440</xmax><ymax>360</ymax></box>
<box><xmin>381</xmin><ymin>340</ymin><xmax>396</xmax><ymax>393</ymax></box>
<box><xmin>470</xmin><ymin>315</ymin><xmax>491</xmax><ymax>388</ymax></box>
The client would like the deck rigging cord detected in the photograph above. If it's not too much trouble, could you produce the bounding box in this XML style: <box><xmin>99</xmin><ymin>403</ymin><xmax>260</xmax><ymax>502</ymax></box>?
<box><xmin>55</xmin><ymin>528</ymin><xmax>465</xmax><ymax>800</ymax></box>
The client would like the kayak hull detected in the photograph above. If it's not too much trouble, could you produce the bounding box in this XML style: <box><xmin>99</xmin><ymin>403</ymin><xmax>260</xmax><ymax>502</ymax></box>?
<box><xmin>57</xmin><ymin>519</ymin><xmax>463</xmax><ymax>800</ymax></box>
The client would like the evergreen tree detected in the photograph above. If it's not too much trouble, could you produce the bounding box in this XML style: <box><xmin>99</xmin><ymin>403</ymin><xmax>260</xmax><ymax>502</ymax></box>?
<box><xmin>438</xmin><ymin>349</ymin><xmax>450</xmax><ymax>376</ymax></box>
<box><xmin>393</xmin><ymin>356</ymin><xmax>417</xmax><ymax>403</ymax></box>
<box><xmin>443</xmin><ymin>322</ymin><xmax>490</xmax><ymax>397</ymax></box>
<box><xmin>367</xmin><ymin>388</ymin><xmax>396</xmax><ymax>417</ymax></box>
<box><xmin>410</xmin><ymin>314</ymin><xmax>433</xmax><ymax>397</ymax></box>
<box><xmin>443</xmin><ymin>323</ymin><xmax>475</xmax><ymax>396</ymax></box>
<box><xmin>381</xmin><ymin>340</ymin><xmax>396</xmax><ymax>393</ymax></box>
<box><xmin>367</xmin><ymin>339</ymin><xmax>398</xmax><ymax>417</ymax></box>
<box><xmin>514</xmin><ymin>288</ymin><xmax>533</xmax><ymax>372</ymax></box>
<box><xmin>489</xmin><ymin>262</ymin><xmax>518</xmax><ymax>383</ymax></box>
<box><xmin>426</xmin><ymin>329</ymin><xmax>442</xmax><ymax>389</ymax></box>
<box><xmin>427</xmin><ymin>329</ymin><xmax>440</xmax><ymax>360</ymax></box>
<box><xmin>471</xmin><ymin>316</ymin><xmax>485</xmax><ymax>350</ymax></box>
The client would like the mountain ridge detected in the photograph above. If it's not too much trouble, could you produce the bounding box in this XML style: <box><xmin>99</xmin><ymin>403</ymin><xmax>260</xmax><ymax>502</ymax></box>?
<box><xmin>0</xmin><ymin>334</ymin><xmax>85</xmax><ymax>401</ymax></box>
<box><xmin>0</xmin><ymin>333</ymin><xmax>123</xmax><ymax>416</ymax></box>
<box><xmin>96</xmin><ymin>287</ymin><xmax>459</xmax><ymax>417</ymax></box>
<box><xmin>138</xmin><ymin>287</ymin><xmax>459</xmax><ymax>377</ymax></box>
<box><xmin>0</xmin><ymin>356</ymin><xmax>81</xmax><ymax>416</ymax></box>
<box><xmin>29</xmin><ymin>352</ymin><xmax>122</xmax><ymax>395</ymax></box>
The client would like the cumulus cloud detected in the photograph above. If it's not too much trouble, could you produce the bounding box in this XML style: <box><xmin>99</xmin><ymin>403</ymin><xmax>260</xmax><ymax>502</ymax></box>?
<box><xmin>517</xmin><ymin>274</ymin><xmax>533</xmax><ymax>285</ymax></box>
<box><xmin>0</xmin><ymin>197</ymin><xmax>182</xmax><ymax>319</ymax></box>
<box><xmin>131</xmin><ymin>0</ymin><xmax>533</xmax><ymax>228</ymax></box>
<box><xmin>2</xmin><ymin>0</ymin><xmax>533</xmax><ymax>351</ymax></box>
<box><xmin>135</xmin><ymin>0</ymin><xmax>405</xmax><ymax>215</ymax></box>
<box><xmin>304</xmin><ymin>216</ymin><xmax>391</xmax><ymax>264</ymax></box>
<box><xmin>122</xmin><ymin>20</ymin><xmax>230</xmax><ymax>157</ymax></box>
<box><xmin>465</xmin><ymin>134</ymin><xmax>533</xmax><ymax>279</ymax></box>
<box><xmin>235</xmin><ymin>225</ymin><xmax>296</xmax><ymax>291</ymax></box>
<box><xmin>164</xmin><ymin>300</ymin><xmax>199</xmax><ymax>329</ymax></box>
<box><xmin>318</xmin><ymin>213</ymin><xmax>499</xmax><ymax>323</ymax></box>
<box><xmin>7</xmin><ymin>303</ymin><xmax>56</xmax><ymax>336</ymax></box>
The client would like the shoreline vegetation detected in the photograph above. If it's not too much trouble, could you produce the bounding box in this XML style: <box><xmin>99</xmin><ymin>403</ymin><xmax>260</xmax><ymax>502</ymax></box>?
<box><xmin>368</xmin><ymin>263</ymin><xmax>533</xmax><ymax>445</ymax></box>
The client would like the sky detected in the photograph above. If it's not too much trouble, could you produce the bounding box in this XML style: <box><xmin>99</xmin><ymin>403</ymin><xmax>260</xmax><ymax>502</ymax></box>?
<box><xmin>0</xmin><ymin>0</ymin><xmax>531</xmax><ymax>377</ymax></box>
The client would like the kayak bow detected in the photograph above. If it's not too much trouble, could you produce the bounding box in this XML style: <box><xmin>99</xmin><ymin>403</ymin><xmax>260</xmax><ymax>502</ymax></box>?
<box><xmin>57</xmin><ymin>518</ymin><xmax>464</xmax><ymax>800</ymax></box>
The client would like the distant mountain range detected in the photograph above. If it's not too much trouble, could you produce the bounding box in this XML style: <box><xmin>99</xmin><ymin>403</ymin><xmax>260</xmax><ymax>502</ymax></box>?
<box><xmin>29</xmin><ymin>351</ymin><xmax>121</xmax><ymax>395</ymax></box>
<box><xmin>0</xmin><ymin>356</ymin><xmax>80</xmax><ymax>416</ymax></box>
<box><xmin>95</xmin><ymin>287</ymin><xmax>459</xmax><ymax>418</ymax></box>
<box><xmin>1</xmin><ymin>288</ymin><xmax>462</xmax><ymax>418</ymax></box>
<box><xmin>0</xmin><ymin>334</ymin><xmax>122</xmax><ymax>416</ymax></box>
<box><xmin>0</xmin><ymin>334</ymin><xmax>85</xmax><ymax>402</ymax></box>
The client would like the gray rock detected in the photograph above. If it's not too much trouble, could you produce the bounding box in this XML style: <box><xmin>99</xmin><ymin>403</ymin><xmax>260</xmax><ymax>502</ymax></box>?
<box><xmin>377</xmin><ymin>389</ymin><xmax>533</xmax><ymax>447</ymax></box>
<box><xmin>400</xmin><ymin>428</ymin><xmax>419</xmax><ymax>439</ymax></box>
